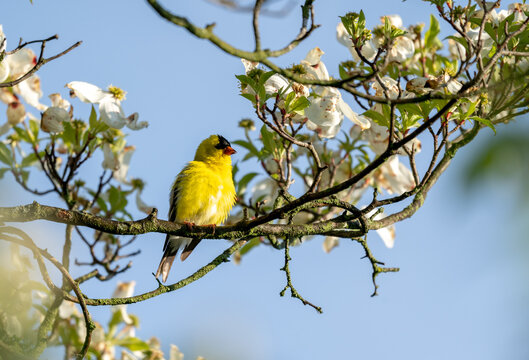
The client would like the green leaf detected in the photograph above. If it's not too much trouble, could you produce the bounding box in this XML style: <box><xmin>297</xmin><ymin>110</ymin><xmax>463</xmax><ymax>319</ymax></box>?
<box><xmin>445</xmin><ymin>35</ymin><xmax>468</xmax><ymax>55</ymax></box>
<box><xmin>239</xmin><ymin>238</ymin><xmax>260</xmax><ymax>256</ymax></box>
<box><xmin>258</xmin><ymin>71</ymin><xmax>276</xmax><ymax>88</ymax></box>
<box><xmin>289</xmin><ymin>96</ymin><xmax>310</xmax><ymax>114</ymax></box>
<box><xmin>363</xmin><ymin>109</ymin><xmax>388</xmax><ymax>127</ymax></box>
<box><xmin>232</xmin><ymin>162</ymin><xmax>239</xmax><ymax>179</ymax></box>
<box><xmin>425</xmin><ymin>14</ymin><xmax>442</xmax><ymax>50</ymax></box>
<box><xmin>96</xmin><ymin>197</ymin><xmax>108</xmax><ymax>213</ymax></box>
<box><xmin>13</xmin><ymin>126</ymin><xmax>31</xmax><ymax>143</ymax></box>
<box><xmin>384</xmin><ymin>15</ymin><xmax>391</xmax><ymax>38</ymax></box>
<box><xmin>115</xmin><ymin>337</ymin><xmax>151</xmax><ymax>352</ymax></box>
<box><xmin>88</xmin><ymin>105</ymin><xmax>98</xmax><ymax>130</ymax></box>
<box><xmin>108</xmin><ymin>309</ymin><xmax>123</xmax><ymax>335</ymax></box>
<box><xmin>470</xmin><ymin>116</ymin><xmax>496</xmax><ymax>134</ymax></box>
<box><xmin>243</xmin><ymin>152</ymin><xmax>255</xmax><ymax>161</ymax></box>
<box><xmin>61</xmin><ymin>121</ymin><xmax>77</xmax><ymax>148</ymax></box>
<box><xmin>127</xmin><ymin>313</ymin><xmax>140</xmax><ymax>327</ymax></box>
<box><xmin>19</xmin><ymin>169</ymin><xmax>29</xmax><ymax>183</ymax></box>
<box><xmin>338</xmin><ymin>64</ymin><xmax>349</xmax><ymax>80</ymax></box>
<box><xmin>0</xmin><ymin>168</ymin><xmax>9</xmax><ymax>179</ymax></box>
<box><xmin>240</xmin><ymin>93</ymin><xmax>257</xmax><ymax>104</ymax></box>
<box><xmin>237</xmin><ymin>172</ymin><xmax>259</xmax><ymax>195</ymax></box>
<box><xmin>284</xmin><ymin>91</ymin><xmax>296</xmax><ymax>110</ymax></box>
<box><xmin>232</xmin><ymin>140</ymin><xmax>260</xmax><ymax>160</ymax></box>
<box><xmin>108</xmin><ymin>186</ymin><xmax>128</xmax><ymax>213</ymax></box>
<box><xmin>235</xmin><ymin>74</ymin><xmax>258</xmax><ymax>94</ymax></box>
<box><xmin>398</xmin><ymin>103</ymin><xmax>423</xmax><ymax>117</ymax></box>
<box><xmin>260</xmin><ymin>125</ymin><xmax>275</xmax><ymax>154</ymax></box>
<box><xmin>463</xmin><ymin>100</ymin><xmax>478</xmax><ymax>118</ymax></box>
<box><xmin>0</xmin><ymin>142</ymin><xmax>13</xmax><ymax>166</ymax></box>
<box><xmin>29</xmin><ymin>118</ymin><xmax>39</xmax><ymax>142</ymax></box>
<box><xmin>20</xmin><ymin>153</ymin><xmax>40</xmax><ymax>167</ymax></box>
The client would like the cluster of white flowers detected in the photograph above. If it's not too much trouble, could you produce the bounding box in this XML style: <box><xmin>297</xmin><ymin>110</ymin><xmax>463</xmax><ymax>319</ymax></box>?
<box><xmin>240</xmin><ymin>48</ymin><xmax>370</xmax><ymax>139</ymax></box>
<box><xmin>301</xmin><ymin>47</ymin><xmax>371</xmax><ymax>137</ymax></box>
<box><xmin>0</xmin><ymin>24</ymin><xmax>152</xmax><ymax>214</ymax></box>
<box><xmin>449</xmin><ymin>2</ymin><xmax>529</xmax><ymax>60</ymax></box>
<box><xmin>238</xmin><ymin>14</ymin><xmax>433</xmax><ymax>252</ymax></box>
<box><xmin>336</xmin><ymin>14</ymin><xmax>415</xmax><ymax>64</ymax></box>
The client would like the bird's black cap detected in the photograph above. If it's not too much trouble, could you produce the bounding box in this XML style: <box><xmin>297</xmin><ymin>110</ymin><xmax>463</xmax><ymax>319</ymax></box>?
<box><xmin>215</xmin><ymin>135</ymin><xmax>231</xmax><ymax>149</ymax></box>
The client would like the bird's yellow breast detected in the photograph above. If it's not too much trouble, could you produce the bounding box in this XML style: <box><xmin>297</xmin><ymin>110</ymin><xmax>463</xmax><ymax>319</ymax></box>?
<box><xmin>174</xmin><ymin>160</ymin><xmax>236</xmax><ymax>225</ymax></box>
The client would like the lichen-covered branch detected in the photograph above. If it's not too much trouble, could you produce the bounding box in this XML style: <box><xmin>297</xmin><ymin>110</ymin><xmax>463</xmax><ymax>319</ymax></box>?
<box><xmin>0</xmin><ymin>202</ymin><xmax>366</xmax><ymax>239</ymax></box>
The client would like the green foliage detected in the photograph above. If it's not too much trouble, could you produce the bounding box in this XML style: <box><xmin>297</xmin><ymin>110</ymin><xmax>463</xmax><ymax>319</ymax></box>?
<box><xmin>464</xmin><ymin>131</ymin><xmax>529</xmax><ymax>201</ymax></box>
<box><xmin>0</xmin><ymin>244</ymin><xmax>47</xmax><ymax>349</ymax></box>
<box><xmin>340</xmin><ymin>11</ymin><xmax>372</xmax><ymax>46</ymax></box>
<box><xmin>425</xmin><ymin>14</ymin><xmax>442</xmax><ymax>50</ymax></box>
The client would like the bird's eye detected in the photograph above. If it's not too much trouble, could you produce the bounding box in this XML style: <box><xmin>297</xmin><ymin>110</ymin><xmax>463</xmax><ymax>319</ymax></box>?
<box><xmin>215</xmin><ymin>135</ymin><xmax>231</xmax><ymax>149</ymax></box>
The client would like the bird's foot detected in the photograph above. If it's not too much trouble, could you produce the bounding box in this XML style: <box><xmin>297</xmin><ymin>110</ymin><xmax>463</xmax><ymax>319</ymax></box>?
<box><xmin>204</xmin><ymin>223</ymin><xmax>216</xmax><ymax>235</ymax></box>
<box><xmin>183</xmin><ymin>221</ymin><xmax>196</xmax><ymax>231</ymax></box>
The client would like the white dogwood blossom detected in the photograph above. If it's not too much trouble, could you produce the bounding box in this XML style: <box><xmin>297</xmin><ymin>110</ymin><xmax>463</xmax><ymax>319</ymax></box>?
<box><xmin>336</xmin><ymin>22</ymin><xmax>378</xmax><ymax>62</ymax></box>
<box><xmin>67</xmin><ymin>81</ymin><xmax>148</xmax><ymax>130</ymax></box>
<box><xmin>41</xmin><ymin>106</ymin><xmax>70</xmax><ymax>133</ymax></box>
<box><xmin>382</xmin><ymin>15</ymin><xmax>415</xmax><ymax>63</ymax></box>
<box><xmin>302</xmin><ymin>47</ymin><xmax>370</xmax><ymax>137</ymax></box>
<box><xmin>241</xmin><ymin>59</ymin><xmax>291</xmax><ymax>95</ymax></box>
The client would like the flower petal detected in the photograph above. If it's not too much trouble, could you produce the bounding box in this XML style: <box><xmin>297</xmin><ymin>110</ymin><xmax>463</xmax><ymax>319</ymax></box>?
<box><xmin>102</xmin><ymin>143</ymin><xmax>119</xmax><ymax>171</ymax></box>
<box><xmin>41</xmin><ymin>107</ymin><xmax>70</xmax><ymax>133</ymax></box>
<box><xmin>125</xmin><ymin>112</ymin><xmax>148</xmax><ymax>131</ymax></box>
<box><xmin>6</xmin><ymin>49</ymin><xmax>36</xmax><ymax>77</ymax></box>
<box><xmin>111</xmin><ymin>281</ymin><xmax>136</xmax><ymax>325</ymax></box>
<box><xmin>66</xmin><ymin>81</ymin><xmax>111</xmax><ymax>104</ymax></box>
<box><xmin>15</xmin><ymin>76</ymin><xmax>46</xmax><ymax>111</ymax></box>
<box><xmin>136</xmin><ymin>190</ymin><xmax>154</xmax><ymax>214</ymax></box>
<box><xmin>305</xmin><ymin>96</ymin><xmax>343</xmax><ymax>127</ymax></box>
<box><xmin>99</xmin><ymin>98</ymin><xmax>127</xmax><ymax>129</ymax></box>
<box><xmin>376</xmin><ymin>225</ymin><xmax>396</xmax><ymax>248</ymax></box>
<box><xmin>0</xmin><ymin>122</ymin><xmax>11</xmax><ymax>136</ymax></box>
<box><xmin>241</xmin><ymin>58</ymin><xmax>258</xmax><ymax>73</ymax></box>
<box><xmin>113</xmin><ymin>145</ymin><xmax>135</xmax><ymax>184</ymax></box>
<box><xmin>337</xmin><ymin>98</ymin><xmax>370</xmax><ymax>129</ymax></box>
<box><xmin>7</xmin><ymin>101</ymin><xmax>26</xmax><ymax>126</ymax></box>
<box><xmin>49</xmin><ymin>93</ymin><xmax>71</xmax><ymax>110</ymax></box>
<box><xmin>0</xmin><ymin>60</ymin><xmax>9</xmax><ymax>83</ymax></box>
<box><xmin>0</xmin><ymin>25</ymin><xmax>6</xmax><ymax>53</ymax></box>
<box><xmin>264</xmin><ymin>74</ymin><xmax>290</xmax><ymax>95</ymax></box>
<box><xmin>323</xmin><ymin>236</ymin><xmax>340</xmax><ymax>253</ymax></box>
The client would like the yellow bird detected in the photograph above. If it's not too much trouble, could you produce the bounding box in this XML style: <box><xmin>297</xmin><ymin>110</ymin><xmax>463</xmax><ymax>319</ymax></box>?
<box><xmin>155</xmin><ymin>134</ymin><xmax>237</xmax><ymax>282</ymax></box>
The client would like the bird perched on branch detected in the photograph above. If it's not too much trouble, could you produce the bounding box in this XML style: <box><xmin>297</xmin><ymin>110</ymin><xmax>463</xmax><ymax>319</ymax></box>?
<box><xmin>155</xmin><ymin>134</ymin><xmax>237</xmax><ymax>282</ymax></box>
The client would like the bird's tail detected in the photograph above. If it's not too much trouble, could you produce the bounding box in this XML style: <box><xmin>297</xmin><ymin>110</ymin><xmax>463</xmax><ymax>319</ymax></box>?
<box><xmin>155</xmin><ymin>236</ymin><xmax>202</xmax><ymax>282</ymax></box>
<box><xmin>155</xmin><ymin>235</ymin><xmax>189</xmax><ymax>282</ymax></box>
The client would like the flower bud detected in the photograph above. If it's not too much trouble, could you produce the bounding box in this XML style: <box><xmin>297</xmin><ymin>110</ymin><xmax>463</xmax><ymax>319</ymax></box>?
<box><xmin>7</xmin><ymin>101</ymin><xmax>26</xmax><ymax>125</ymax></box>
<box><xmin>41</xmin><ymin>106</ymin><xmax>70</xmax><ymax>133</ymax></box>
<box><xmin>238</xmin><ymin>118</ymin><xmax>255</xmax><ymax>130</ymax></box>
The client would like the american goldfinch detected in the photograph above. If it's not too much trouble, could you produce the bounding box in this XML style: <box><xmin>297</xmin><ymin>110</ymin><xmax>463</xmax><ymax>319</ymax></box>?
<box><xmin>155</xmin><ymin>134</ymin><xmax>237</xmax><ymax>282</ymax></box>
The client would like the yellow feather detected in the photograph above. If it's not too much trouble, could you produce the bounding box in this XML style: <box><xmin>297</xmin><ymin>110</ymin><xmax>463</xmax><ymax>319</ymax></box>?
<box><xmin>155</xmin><ymin>134</ymin><xmax>237</xmax><ymax>281</ymax></box>
<box><xmin>173</xmin><ymin>135</ymin><xmax>236</xmax><ymax>225</ymax></box>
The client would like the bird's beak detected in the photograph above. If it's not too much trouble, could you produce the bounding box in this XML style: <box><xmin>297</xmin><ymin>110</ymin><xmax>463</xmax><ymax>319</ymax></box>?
<box><xmin>223</xmin><ymin>146</ymin><xmax>236</xmax><ymax>156</ymax></box>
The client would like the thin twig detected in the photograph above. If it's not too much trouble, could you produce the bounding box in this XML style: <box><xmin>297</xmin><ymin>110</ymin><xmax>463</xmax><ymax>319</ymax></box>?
<box><xmin>1</xmin><ymin>38</ymin><xmax>82</xmax><ymax>88</ymax></box>
<box><xmin>353</xmin><ymin>236</ymin><xmax>399</xmax><ymax>297</ymax></box>
<box><xmin>279</xmin><ymin>238</ymin><xmax>322</xmax><ymax>313</ymax></box>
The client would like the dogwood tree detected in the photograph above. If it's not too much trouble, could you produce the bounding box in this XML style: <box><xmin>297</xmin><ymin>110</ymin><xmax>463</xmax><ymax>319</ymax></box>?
<box><xmin>0</xmin><ymin>0</ymin><xmax>528</xmax><ymax>358</ymax></box>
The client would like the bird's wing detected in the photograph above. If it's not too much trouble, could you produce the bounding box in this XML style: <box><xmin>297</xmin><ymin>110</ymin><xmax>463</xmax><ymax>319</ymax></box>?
<box><xmin>156</xmin><ymin>170</ymin><xmax>188</xmax><ymax>282</ymax></box>
<box><xmin>163</xmin><ymin>171</ymin><xmax>185</xmax><ymax>252</ymax></box>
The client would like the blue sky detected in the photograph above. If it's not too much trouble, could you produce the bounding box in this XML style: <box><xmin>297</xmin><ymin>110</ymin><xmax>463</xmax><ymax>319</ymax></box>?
<box><xmin>0</xmin><ymin>1</ymin><xmax>528</xmax><ymax>359</ymax></box>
